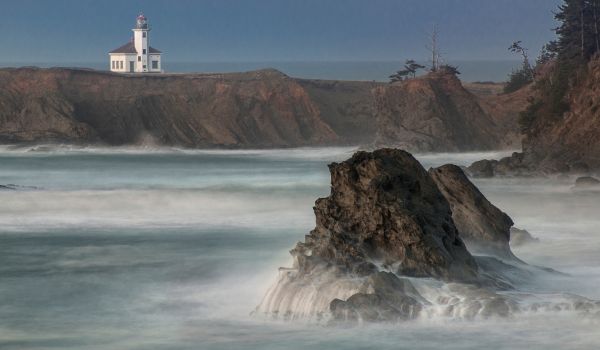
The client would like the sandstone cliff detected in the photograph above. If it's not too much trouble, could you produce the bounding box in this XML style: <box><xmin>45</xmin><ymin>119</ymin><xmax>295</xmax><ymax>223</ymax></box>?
<box><xmin>0</xmin><ymin>67</ymin><xmax>525</xmax><ymax>150</ymax></box>
<box><xmin>0</xmin><ymin>67</ymin><xmax>337</xmax><ymax>148</ymax></box>
<box><xmin>296</xmin><ymin>79</ymin><xmax>381</xmax><ymax>145</ymax></box>
<box><xmin>372</xmin><ymin>71</ymin><xmax>522</xmax><ymax>152</ymax></box>
<box><xmin>470</xmin><ymin>59</ymin><xmax>600</xmax><ymax>176</ymax></box>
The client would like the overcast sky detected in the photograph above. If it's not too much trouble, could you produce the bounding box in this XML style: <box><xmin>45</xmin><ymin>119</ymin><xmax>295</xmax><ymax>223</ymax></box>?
<box><xmin>0</xmin><ymin>0</ymin><xmax>562</xmax><ymax>63</ymax></box>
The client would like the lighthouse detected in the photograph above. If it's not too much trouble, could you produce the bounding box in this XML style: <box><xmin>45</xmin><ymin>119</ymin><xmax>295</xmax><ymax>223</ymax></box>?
<box><xmin>109</xmin><ymin>13</ymin><xmax>163</xmax><ymax>73</ymax></box>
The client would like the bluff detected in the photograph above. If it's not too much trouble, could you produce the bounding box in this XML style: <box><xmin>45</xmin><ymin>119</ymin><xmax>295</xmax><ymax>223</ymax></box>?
<box><xmin>372</xmin><ymin>71</ymin><xmax>522</xmax><ymax>152</ymax></box>
<box><xmin>470</xmin><ymin>60</ymin><xmax>600</xmax><ymax>176</ymax></box>
<box><xmin>0</xmin><ymin>67</ymin><xmax>337</xmax><ymax>148</ymax></box>
<box><xmin>0</xmin><ymin>67</ymin><xmax>524</xmax><ymax>150</ymax></box>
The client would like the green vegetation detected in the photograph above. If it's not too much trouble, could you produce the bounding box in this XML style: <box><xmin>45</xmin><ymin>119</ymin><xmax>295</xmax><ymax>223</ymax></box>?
<box><xmin>504</xmin><ymin>41</ymin><xmax>535</xmax><ymax>93</ymax></box>
<box><xmin>519</xmin><ymin>0</ymin><xmax>600</xmax><ymax>134</ymax></box>
<box><xmin>389</xmin><ymin>59</ymin><xmax>426</xmax><ymax>82</ymax></box>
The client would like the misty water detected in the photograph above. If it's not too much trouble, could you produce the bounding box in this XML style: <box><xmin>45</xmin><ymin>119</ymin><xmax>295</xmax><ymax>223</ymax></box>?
<box><xmin>1</xmin><ymin>146</ymin><xmax>600</xmax><ymax>349</ymax></box>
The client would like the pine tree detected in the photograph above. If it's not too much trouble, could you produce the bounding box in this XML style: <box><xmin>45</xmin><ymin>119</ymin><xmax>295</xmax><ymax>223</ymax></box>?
<box><xmin>554</xmin><ymin>0</ymin><xmax>600</xmax><ymax>62</ymax></box>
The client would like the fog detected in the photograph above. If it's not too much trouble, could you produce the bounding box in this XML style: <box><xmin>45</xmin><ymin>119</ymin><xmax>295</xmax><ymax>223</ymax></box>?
<box><xmin>0</xmin><ymin>146</ymin><xmax>599</xmax><ymax>349</ymax></box>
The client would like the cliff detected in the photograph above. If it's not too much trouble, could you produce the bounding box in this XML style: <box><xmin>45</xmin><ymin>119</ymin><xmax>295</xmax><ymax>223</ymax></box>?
<box><xmin>0</xmin><ymin>67</ymin><xmax>525</xmax><ymax>150</ymax></box>
<box><xmin>0</xmin><ymin>67</ymin><xmax>337</xmax><ymax>148</ymax></box>
<box><xmin>296</xmin><ymin>78</ymin><xmax>381</xmax><ymax>145</ymax></box>
<box><xmin>372</xmin><ymin>71</ymin><xmax>522</xmax><ymax>152</ymax></box>
<box><xmin>469</xmin><ymin>59</ymin><xmax>600</xmax><ymax>176</ymax></box>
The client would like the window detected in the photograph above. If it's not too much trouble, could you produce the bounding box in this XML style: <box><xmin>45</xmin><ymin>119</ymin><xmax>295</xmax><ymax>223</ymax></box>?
<box><xmin>143</xmin><ymin>65</ymin><xmax>147</xmax><ymax>69</ymax></box>
<box><xmin>143</xmin><ymin>32</ymin><xmax>146</xmax><ymax>38</ymax></box>
<box><xmin>138</xmin><ymin>56</ymin><xmax>141</xmax><ymax>62</ymax></box>
<box><xmin>152</xmin><ymin>61</ymin><xmax>158</xmax><ymax>69</ymax></box>
<box><xmin>143</xmin><ymin>49</ymin><xmax>146</xmax><ymax>54</ymax></box>
<box><xmin>120</xmin><ymin>61</ymin><xmax>123</xmax><ymax>69</ymax></box>
<box><xmin>111</xmin><ymin>61</ymin><xmax>115</xmax><ymax>69</ymax></box>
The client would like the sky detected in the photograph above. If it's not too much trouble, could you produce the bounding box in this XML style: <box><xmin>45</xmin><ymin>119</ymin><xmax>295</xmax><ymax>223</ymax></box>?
<box><xmin>0</xmin><ymin>0</ymin><xmax>562</xmax><ymax>63</ymax></box>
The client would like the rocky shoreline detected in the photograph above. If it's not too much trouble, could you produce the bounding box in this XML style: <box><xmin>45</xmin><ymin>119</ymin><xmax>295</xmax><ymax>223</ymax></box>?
<box><xmin>255</xmin><ymin>149</ymin><xmax>596</xmax><ymax>323</ymax></box>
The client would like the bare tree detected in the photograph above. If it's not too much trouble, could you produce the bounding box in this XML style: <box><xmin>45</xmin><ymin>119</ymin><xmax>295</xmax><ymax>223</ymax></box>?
<box><xmin>426</xmin><ymin>24</ymin><xmax>442</xmax><ymax>71</ymax></box>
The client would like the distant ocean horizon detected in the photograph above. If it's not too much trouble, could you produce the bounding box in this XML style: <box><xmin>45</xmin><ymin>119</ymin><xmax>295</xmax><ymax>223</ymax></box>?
<box><xmin>0</xmin><ymin>60</ymin><xmax>521</xmax><ymax>83</ymax></box>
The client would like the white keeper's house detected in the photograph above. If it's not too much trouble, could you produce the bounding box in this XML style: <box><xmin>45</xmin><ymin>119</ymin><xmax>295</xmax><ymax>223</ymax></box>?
<box><xmin>109</xmin><ymin>13</ymin><xmax>163</xmax><ymax>73</ymax></box>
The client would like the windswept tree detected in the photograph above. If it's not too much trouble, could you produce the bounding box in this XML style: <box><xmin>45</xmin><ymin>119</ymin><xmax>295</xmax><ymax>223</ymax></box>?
<box><xmin>504</xmin><ymin>41</ymin><xmax>535</xmax><ymax>93</ymax></box>
<box><xmin>518</xmin><ymin>0</ymin><xmax>600</xmax><ymax>133</ymax></box>
<box><xmin>389</xmin><ymin>60</ymin><xmax>426</xmax><ymax>82</ymax></box>
<box><xmin>404</xmin><ymin>59</ymin><xmax>426</xmax><ymax>78</ymax></box>
<box><xmin>389</xmin><ymin>69</ymin><xmax>411</xmax><ymax>82</ymax></box>
<box><xmin>439</xmin><ymin>64</ymin><xmax>460</xmax><ymax>75</ymax></box>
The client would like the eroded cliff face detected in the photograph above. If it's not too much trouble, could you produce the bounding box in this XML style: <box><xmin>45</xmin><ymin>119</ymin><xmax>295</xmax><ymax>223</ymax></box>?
<box><xmin>470</xmin><ymin>59</ymin><xmax>600</xmax><ymax>176</ymax></box>
<box><xmin>296</xmin><ymin>79</ymin><xmax>381</xmax><ymax>145</ymax></box>
<box><xmin>0</xmin><ymin>68</ymin><xmax>337</xmax><ymax>148</ymax></box>
<box><xmin>523</xmin><ymin>59</ymin><xmax>600</xmax><ymax>173</ymax></box>
<box><xmin>372</xmin><ymin>72</ymin><xmax>519</xmax><ymax>152</ymax></box>
<box><xmin>0</xmin><ymin>67</ymin><xmax>526</xmax><ymax>150</ymax></box>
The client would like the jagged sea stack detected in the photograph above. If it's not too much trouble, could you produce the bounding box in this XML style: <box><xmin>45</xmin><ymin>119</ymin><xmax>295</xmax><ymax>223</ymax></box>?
<box><xmin>256</xmin><ymin>149</ymin><xmax>480</xmax><ymax>321</ymax></box>
<box><xmin>429</xmin><ymin>164</ymin><xmax>515</xmax><ymax>259</ymax></box>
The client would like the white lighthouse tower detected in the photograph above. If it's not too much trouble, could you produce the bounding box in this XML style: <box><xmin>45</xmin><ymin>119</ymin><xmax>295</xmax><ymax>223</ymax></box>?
<box><xmin>133</xmin><ymin>14</ymin><xmax>150</xmax><ymax>72</ymax></box>
<box><xmin>109</xmin><ymin>13</ymin><xmax>163</xmax><ymax>73</ymax></box>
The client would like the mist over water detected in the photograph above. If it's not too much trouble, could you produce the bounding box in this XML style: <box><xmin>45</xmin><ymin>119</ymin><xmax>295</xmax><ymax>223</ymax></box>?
<box><xmin>1</xmin><ymin>146</ymin><xmax>599</xmax><ymax>349</ymax></box>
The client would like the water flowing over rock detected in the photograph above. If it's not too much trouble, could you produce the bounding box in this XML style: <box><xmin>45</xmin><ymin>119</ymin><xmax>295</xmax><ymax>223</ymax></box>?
<box><xmin>256</xmin><ymin>149</ymin><xmax>600</xmax><ymax>323</ymax></box>
<box><xmin>257</xmin><ymin>149</ymin><xmax>482</xmax><ymax>321</ymax></box>
<box><xmin>429</xmin><ymin>164</ymin><xmax>515</xmax><ymax>259</ymax></box>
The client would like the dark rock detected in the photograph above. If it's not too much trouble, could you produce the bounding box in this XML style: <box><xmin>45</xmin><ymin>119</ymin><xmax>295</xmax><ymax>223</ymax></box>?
<box><xmin>329</xmin><ymin>272</ymin><xmax>424</xmax><ymax>322</ymax></box>
<box><xmin>256</xmin><ymin>149</ymin><xmax>532</xmax><ymax>322</ymax></box>
<box><xmin>429</xmin><ymin>164</ymin><xmax>516</xmax><ymax>259</ymax></box>
<box><xmin>294</xmin><ymin>149</ymin><xmax>479</xmax><ymax>282</ymax></box>
<box><xmin>468</xmin><ymin>152</ymin><xmax>535</xmax><ymax>177</ymax></box>
<box><xmin>573</xmin><ymin>176</ymin><xmax>600</xmax><ymax>190</ymax></box>
<box><xmin>468</xmin><ymin>159</ymin><xmax>497</xmax><ymax>178</ymax></box>
<box><xmin>0</xmin><ymin>184</ymin><xmax>39</xmax><ymax>191</ymax></box>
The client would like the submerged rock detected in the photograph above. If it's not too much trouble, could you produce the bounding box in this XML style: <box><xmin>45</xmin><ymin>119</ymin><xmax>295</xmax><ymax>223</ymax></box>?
<box><xmin>573</xmin><ymin>176</ymin><xmax>600</xmax><ymax>191</ymax></box>
<box><xmin>329</xmin><ymin>272</ymin><xmax>426</xmax><ymax>322</ymax></box>
<box><xmin>429</xmin><ymin>164</ymin><xmax>516</xmax><ymax>259</ymax></box>
<box><xmin>510</xmin><ymin>227</ymin><xmax>540</xmax><ymax>247</ymax></box>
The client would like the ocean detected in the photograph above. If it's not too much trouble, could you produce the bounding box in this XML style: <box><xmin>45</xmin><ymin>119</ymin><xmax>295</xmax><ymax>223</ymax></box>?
<box><xmin>0</xmin><ymin>60</ymin><xmax>520</xmax><ymax>83</ymax></box>
<box><xmin>1</xmin><ymin>146</ymin><xmax>599</xmax><ymax>349</ymax></box>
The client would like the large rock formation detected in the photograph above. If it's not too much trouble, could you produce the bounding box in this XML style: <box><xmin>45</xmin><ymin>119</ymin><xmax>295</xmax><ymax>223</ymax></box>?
<box><xmin>429</xmin><ymin>164</ymin><xmax>515</xmax><ymax>258</ymax></box>
<box><xmin>470</xmin><ymin>59</ymin><xmax>600</xmax><ymax>176</ymax></box>
<box><xmin>293</xmin><ymin>149</ymin><xmax>479</xmax><ymax>282</ymax></box>
<box><xmin>256</xmin><ymin>149</ymin><xmax>506</xmax><ymax>322</ymax></box>
<box><xmin>0</xmin><ymin>67</ymin><xmax>337</xmax><ymax>148</ymax></box>
<box><xmin>297</xmin><ymin>79</ymin><xmax>381</xmax><ymax>145</ymax></box>
<box><xmin>372</xmin><ymin>71</ymin><xmax>518</xmax><ymax>152</ymax></box>
<box><xmin>0</xmin><ymin>67</ymin><xmax>525</xmax><ymax>150</ymax></box>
